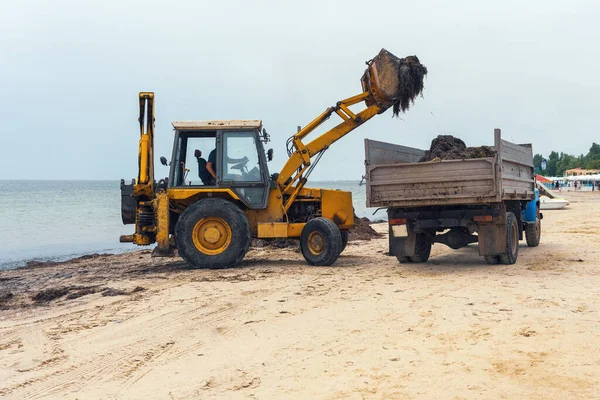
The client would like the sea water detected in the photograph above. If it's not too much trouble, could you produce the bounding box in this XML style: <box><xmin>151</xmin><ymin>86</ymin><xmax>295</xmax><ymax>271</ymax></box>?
<box><xmin>0</xmin><ymin>180</ymin><xmax>386</xmax><ymax>270</ymax></box>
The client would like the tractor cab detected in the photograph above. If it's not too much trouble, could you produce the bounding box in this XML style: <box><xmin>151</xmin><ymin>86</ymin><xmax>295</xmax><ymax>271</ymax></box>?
<box><xmin>165</xmin><ymin>120</ymin><xmax>272</xmax><ymax>209</ymax></box>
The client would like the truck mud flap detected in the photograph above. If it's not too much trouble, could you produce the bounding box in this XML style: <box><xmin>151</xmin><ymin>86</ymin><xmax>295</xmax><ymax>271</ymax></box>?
<box><xmin>477</xmin><ymin>223</ymin><xmax>505</xmax><ymax>256</ymax></box>
<box><xmin>389</xmin><ymin>226</ymin><xmax>416</xmax><ymax>258</ymax></box>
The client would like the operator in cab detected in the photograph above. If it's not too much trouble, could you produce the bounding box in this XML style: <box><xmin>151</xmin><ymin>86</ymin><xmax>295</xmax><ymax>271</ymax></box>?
<box><xmin>206</xmin><ymin>148</ymin><xmax>248</xmax><ymax>185</ymax></box>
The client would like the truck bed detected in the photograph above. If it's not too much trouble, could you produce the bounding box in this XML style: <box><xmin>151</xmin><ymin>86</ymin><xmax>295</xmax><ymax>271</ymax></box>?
<box><xmin>365</xmin><ymin>129</ymin><xmax>535</xmax><ymax>208</ymax></box>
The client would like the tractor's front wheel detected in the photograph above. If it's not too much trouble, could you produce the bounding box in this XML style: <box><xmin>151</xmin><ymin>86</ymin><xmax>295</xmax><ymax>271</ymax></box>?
<box><xmin>300</xmin><ymin>218</ymin><xmax>343</xmax><ymax>266</ymax></box>
<box><xmin>175</xmin><ymin>198</ymin><xmax>251</xmax><ymax>269</ymax></box>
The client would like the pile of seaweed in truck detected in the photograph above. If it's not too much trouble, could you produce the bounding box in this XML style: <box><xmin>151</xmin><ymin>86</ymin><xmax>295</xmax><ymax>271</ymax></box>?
<box><xmin>419</xmin><ymin>135</ymin><xmax>495</xmax><ymax>162</ymax></box>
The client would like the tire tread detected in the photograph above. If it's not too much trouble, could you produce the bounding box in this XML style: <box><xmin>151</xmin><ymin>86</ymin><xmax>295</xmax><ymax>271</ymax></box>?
<box><xmin>525</xmin><ymin>211</ymin><xmax>541</xmax><ymax>247</ymax></box>
<box><xmin>500</xmin><ymin>212</ymin><xmax>519</xmax><ymax>265</ymax></box>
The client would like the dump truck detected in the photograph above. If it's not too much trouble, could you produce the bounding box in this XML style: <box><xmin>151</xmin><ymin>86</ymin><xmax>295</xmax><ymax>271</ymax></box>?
<box><xmin>364</xmin><ymin>129</ymin><xmax>541</xmax><ymax>264</ymax></box>
<box><xmin>120</xmin><ymin>49</ymin><xmax>427</xmax><ymax>268</ymax></box>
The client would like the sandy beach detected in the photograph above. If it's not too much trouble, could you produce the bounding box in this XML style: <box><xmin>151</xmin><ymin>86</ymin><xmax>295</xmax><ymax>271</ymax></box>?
<box><xmin>1</xmin><ymin>191</ymin><xmax>599</xmax><ymax>399</ymax></box>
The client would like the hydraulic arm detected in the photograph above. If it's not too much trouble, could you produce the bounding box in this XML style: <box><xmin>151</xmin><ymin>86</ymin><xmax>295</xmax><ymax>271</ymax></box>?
<box><xmin>134</xmin><ymin>92</ymin><xmax>155</xmax><ymax>199</ymax></box>
<box><xmin>277</xmin><ymin>92</ymin><xmax>382</xmax><ymax>213</ymax></box>
<box><xmin>120</xmin><ymin>92</ymin><xmax>158</xmax><ymax>247</ymax></box>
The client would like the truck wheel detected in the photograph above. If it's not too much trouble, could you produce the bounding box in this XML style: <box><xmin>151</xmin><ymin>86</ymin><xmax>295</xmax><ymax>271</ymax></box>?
<box><xmin>175</xmin><ymin>198</ymin><xmax>251</xmax><ymax>269</ymax></box>
<box><xmin>500</xmin><ymin>212</ymin><xmax>519</xmax><ymax>265</ymax></box>
<box><xmin>484</xmin><ymin>255</ymin><xmax>501</xmax><ymax>265</ymax></box>
<box><xmin>340</xmin><ymin>230</ymin><xmax>349</xmax><ymax>253</ymax></box>
<box><xmin>395</xmin><ymin>234</ymin><xmax>431</xmax><ymax>263</ymax></box>
<box><xmin>412</xmin><ymin>234</ymin><xmax>432</xmax><ymax>262</ymax></box>
<box><xmin>300</xmin><ymin>218</ymin><xmax>343</xmax><ymax>266</ymax></box>
<box><xmin>525</xmin><ymin>210</ymin><xmax>541</xmax><ymax>247</ymax></box>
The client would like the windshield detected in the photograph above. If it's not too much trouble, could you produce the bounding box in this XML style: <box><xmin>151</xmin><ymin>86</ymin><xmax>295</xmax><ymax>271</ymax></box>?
<box><xmin>221</xmin><ymin>131</ymin><xmax>262</xmax><ymax>183</ymax></box>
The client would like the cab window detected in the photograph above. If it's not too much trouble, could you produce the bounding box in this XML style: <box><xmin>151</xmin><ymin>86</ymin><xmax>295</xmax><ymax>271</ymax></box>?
<box><xmin>221</xmin><ymin>131</ymin><xmax>262</xmax><ymax>183</ymax></box>
<box><xmin>172</xmin><ymin>132</ymin><xmax>216</xmax><ymax>187</ymax></box>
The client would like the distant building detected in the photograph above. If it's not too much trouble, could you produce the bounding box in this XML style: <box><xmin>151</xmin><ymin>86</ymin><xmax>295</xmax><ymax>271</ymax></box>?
<box><xmin>564</xmin><ymin>167</ymin><xmax>600</xmax><ymax>176</ymax></box>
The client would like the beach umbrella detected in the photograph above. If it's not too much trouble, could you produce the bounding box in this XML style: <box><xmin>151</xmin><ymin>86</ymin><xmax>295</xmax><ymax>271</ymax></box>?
<box><xmin>535</xmin><ymin>174</ymin><xmax>552</xmax><ymax>183</ymax></box>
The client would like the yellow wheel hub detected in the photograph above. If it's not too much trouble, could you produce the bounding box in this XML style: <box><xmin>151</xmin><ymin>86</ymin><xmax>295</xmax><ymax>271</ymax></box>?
<box><xmin>204</xmin><ymin>227</ymin><xmax>220</xmax><ymax>244</ymax></box>
<box><xmin>307</xmin><ymin>231</ymin><xmax>325</xmax><ymax>256</ymax></box>
<box><xmin>191</xmin><ymin>217</ymin><xmax>232</xmax><ymax>255</ymax></box>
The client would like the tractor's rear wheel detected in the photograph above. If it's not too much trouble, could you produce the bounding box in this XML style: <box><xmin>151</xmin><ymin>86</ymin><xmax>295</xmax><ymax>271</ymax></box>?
<box><xmin>175</xmin><ymin>198</ymin><xmax>251</xmax><ymax>269</ymax></box>
<box><xmin>300</xmin><ymin>218</ymin><xmax>343</xmax><ymax>266</ymax></box>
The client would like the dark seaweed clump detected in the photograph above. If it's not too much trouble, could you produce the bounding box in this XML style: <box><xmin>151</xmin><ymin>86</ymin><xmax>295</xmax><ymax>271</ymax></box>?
<box><xmin>31</xmin><ymin>285</ymin><xmax>146</xmax><ymax>303</ymax></box>
<box><xmin>393</xmin><ymin>55</ymin><xmax>428</xmax><ymax>117</ymax></box>
<box><xmin>419</xmin><ymin>135</ymin><xmax>496</xmax><ymax>162</ymax></box>
<box><xmin>348</xmin><ymin>217</ymin><xmax>380</xmax><ymax>241</ymax></box>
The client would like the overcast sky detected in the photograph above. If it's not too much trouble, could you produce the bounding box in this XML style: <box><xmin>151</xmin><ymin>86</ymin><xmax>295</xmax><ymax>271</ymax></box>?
<box><xmin>1</xmin><ymin>0</ymin><xmax>598</xmax><ymax>181</ymax></box>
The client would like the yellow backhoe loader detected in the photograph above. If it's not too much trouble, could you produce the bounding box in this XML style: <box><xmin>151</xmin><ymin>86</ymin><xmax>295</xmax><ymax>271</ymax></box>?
<box><xmin>120</xmin><ymin>49</ymin><xmax>427</xmax><ymax>268</ymax></box>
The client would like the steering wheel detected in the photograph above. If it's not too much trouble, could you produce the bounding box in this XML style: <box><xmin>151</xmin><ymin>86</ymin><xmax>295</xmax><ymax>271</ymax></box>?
<box><xmin>230</xmin><ymin>159</ymin><xmax>249</xmax><ymax>170</ymax></box>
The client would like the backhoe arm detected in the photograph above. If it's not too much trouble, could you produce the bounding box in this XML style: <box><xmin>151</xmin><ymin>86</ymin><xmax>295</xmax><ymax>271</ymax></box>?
<box><xmin>120</xmin><ymin>92</ymin><xmax>160</xmax><ymax>248</ymax></box>
<box><xmin>134</xmin><ymin>92</ymin><xmax>155</xmax><ymax>198</ymax></box>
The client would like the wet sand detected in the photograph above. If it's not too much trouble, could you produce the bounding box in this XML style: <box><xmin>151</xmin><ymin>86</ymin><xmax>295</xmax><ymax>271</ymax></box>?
<box><xmin>1</xmin><ymin>191</ymin><xmax>599</xmax><ymax>399</ymax></box>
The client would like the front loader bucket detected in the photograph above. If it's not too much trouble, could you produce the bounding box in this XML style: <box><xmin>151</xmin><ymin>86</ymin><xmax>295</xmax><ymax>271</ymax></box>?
<box><xmin>361</xmin><ymin>49</ymin><xmax>427</xmax><ymax>116</ymax></box>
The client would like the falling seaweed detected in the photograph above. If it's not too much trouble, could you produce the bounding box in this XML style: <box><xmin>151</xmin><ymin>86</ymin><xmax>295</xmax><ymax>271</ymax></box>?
<box><xmin>393</xmin><ymin>55</ymin><xmax>428</xmax><ymax>117</ymax></box>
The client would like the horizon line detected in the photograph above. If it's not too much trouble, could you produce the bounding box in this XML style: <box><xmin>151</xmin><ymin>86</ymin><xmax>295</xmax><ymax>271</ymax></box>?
<box><xmin>0</xmin><ymin>178</ymin><xmax>361</xmax><ymax>182</ymax></box>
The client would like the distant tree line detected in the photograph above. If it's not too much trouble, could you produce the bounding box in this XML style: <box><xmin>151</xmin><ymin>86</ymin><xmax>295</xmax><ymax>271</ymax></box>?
<box><xmin>534</xmin><ymin>143</ymin><xmax>600</xmax><ymax>176</ymax></box>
